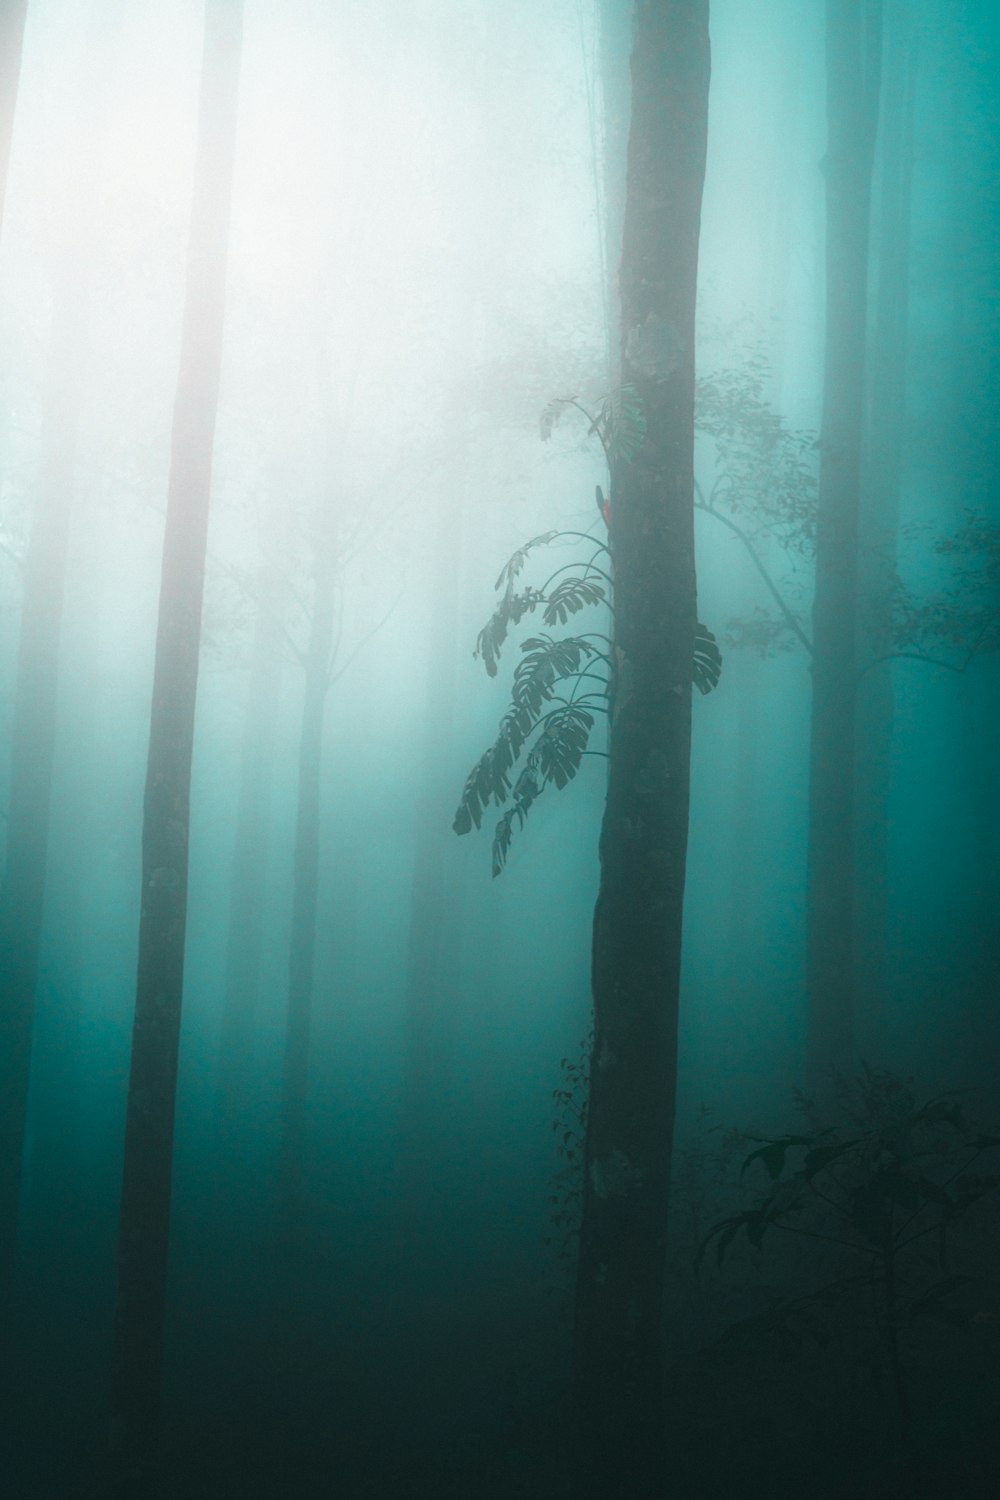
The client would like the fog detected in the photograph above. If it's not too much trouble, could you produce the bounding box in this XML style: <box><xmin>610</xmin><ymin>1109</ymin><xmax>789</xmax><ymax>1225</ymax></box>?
<box><xmin>1</xmin><ymin>2</ymin><xmax>998</xmax><ymax>1496</ymax></box>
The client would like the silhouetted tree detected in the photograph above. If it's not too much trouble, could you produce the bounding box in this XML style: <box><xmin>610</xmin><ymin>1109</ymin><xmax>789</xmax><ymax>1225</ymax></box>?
<box><xmin>0</xmin><ymin>59</ymin><xmax>102</xmax><ymax>1325</ymax></box>
<box><xmin>855</xmin><ymin>11</ymin><xmax>914</xmax><ymax>1047</ymax></box>
<box><xmin>806</xmin><ymin>0</ymin><xmax>882</xmax><ymax>1098</ymax></box>
<box><xmin>573</xmin><ymin>4</ymin><xmax>710</xmax><ymax>1495</ymax></box>
<box><xmin>107</xmin><ymin>2</ymin><xmax>242</xmax><ymax>1487</ymax></box>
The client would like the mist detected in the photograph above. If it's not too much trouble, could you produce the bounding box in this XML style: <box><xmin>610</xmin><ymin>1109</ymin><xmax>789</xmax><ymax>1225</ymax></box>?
<box><xmin>1</xmin><ymin>2</ymin><xmax>997</xmax><ymax>1496</ymax></box>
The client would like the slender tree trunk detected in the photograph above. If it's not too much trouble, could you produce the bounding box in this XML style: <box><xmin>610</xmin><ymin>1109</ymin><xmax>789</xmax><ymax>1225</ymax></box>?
<box><xmin>108</xmin><ymin>3</ymin><xmax>242</xmax><ymax>1486</ymax></box>
<box><xmin>0</xmin><ymin>0</ymin><xmax>27</xmax><ymax>237</ymax></box>
<box><xmin>397</xmin><ymin>436</ymin><xmax>464</xmax><ymax>1189</ymax></box>
<box><xmin>855</xmin><ymin>17</ymin><xmax>913</xmax><ymax>1055</ymax></box>
<box><xmin>806</xmin><ymin>0</ymin><xmax>881</xmax><ymax>1098</ymax></box>
<box><xmin>0</xmin><ymin>0</ymin><xmax>37</xmax><ymax>1321</ymax></box>
<box><xmin>278</xmin><ymin>549</ymin><xmax>336</xmax><ymax>1237</ymax></box>
<box><xmin>573</xmin><ymin>5</ymin><xmax>709</xmax><ymax>1494</ymax></box>
<box><xmin>0</xmin><ymin>211</ymin><xmax>89</xmax><ymax>1327</ymax></box>
<box><xmin>216</xmin><ymin>550</ymin><xmax>286</xmax><ymax>1117</ymax></box>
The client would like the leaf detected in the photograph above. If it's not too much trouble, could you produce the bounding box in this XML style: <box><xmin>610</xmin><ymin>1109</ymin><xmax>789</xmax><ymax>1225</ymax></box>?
<box><xmin>693</xmin><ymin>622</ymin><xmax>722</xmax><ymax>694</ymax></box>
<box><xmin>542</xmin><ymin>575</ymin><xmax>606</xmax><ymax>627</ymax></box>
<box><xmin>512</xmin><ymin>635</ymin><xmax>600</xmax><ymax>719</ymax></box>
<box><xmin>452</xmin><ymin>697</ymin><xmax>541</xmax><ymax>834</ymax></box>
<box><xmin>744</xmin><ymin>1207</ymin><xmax>772</xmax><ymax>1249</ymax></box>
<box><xmin>695</xmin><ymin>1213</ymin><xmax>745</xmax><ymax>1273</ymax></box>
<box><xmin>535</xmin><ymin>704</ymin><xmax>594</xmax><ymax>789</ymax></box>
<box><xmin>494</xmin><ymin>532</ymin><xmax>559</xmax><ymax>593</ymax></box>
<box><xmin>475</xmin><ymin>586</ymin><xmax>545</xmax><ymax>676</ymax></box>
<box><xmin>594</xmin><ymin>384</ymin><xmax>646</xmax><ymax>467</ymax></box>
<box><xmin>489</xmin><ymin>704</ymin><xmax>596</xmax><ymax>875</ymax></box>
<box><xmin>540</xmin><ymin>399</ymin><xmax>572</xmax><ymax>442</ymax></box>
<box><xmin>741</xmin><ymin>1135</ymin><xmax>815</xmax><ymax>1180</ymax></box>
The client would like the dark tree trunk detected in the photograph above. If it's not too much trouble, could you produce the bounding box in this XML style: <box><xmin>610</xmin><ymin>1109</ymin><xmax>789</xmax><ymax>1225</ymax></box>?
<box><xmin>806</xmin><ymin>0</ymin><xmax>881</xmax><ymax>1099</ymax></box>
<box><xmin>0</xmin><ymin>193</ymin><xmax>91</xmax><ymax>1326</ymax></box>
<box><xmin>573</xmin><ymin>5</ymin><xmax>710</xmax><ymax>1495</ymax></box>
<box><xmin>855</xmin><ymin>17</ymin><xmax>913</xmax><ymax>1055</ymax></box>
<box><xmin>108</xmin><ymin>2</ymin><xmax>242</xmax><ymax>1486</ymax></box>
<box><xmin>278</xmin><ymin>548</ymin><xmax>336</xmax><ymax>1236</ymax></box>
<box><xmin>0</xmin><ymin>0</ymin><xmax>27</xmax><ymax>237</ymax></box>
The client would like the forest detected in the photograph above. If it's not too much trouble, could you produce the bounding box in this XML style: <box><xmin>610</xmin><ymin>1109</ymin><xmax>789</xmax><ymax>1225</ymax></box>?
<box><xmin>0</xmin><ymin>1</ymin><xmax>998</xmax><ymax>1497</ymax></box>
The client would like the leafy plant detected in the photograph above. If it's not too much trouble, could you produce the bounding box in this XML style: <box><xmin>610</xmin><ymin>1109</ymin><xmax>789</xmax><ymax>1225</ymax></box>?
<box><xmin>454</xmin><ymin>386</ymin><xmax>721</xmax><ymax>874</ymax></box>
<box><xmin>697</xmin><ymin>1068</ymin><xmax>1000</xmax><ymax>1453</ymax></box>
<box><xmin>865</xmin><ymin>509</ymin><xmax>1000</xmax><ymax>676</ymax></box>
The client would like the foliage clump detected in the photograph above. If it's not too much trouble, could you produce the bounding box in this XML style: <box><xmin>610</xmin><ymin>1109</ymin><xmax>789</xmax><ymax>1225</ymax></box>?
<box><xmin>454</xmin><ymin>387</ymin><xmax>721</xmax><ymax>874</ymax></box>
<box><xmin>696</xmin><ymin>1068</ymin><xmax>1000</xmax><ymax>1460</ymax></box>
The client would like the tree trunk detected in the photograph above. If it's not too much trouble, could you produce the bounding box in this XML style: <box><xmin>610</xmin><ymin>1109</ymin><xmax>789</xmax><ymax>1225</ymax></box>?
<box><xmin>855</xmin><ymin>16</ymin><xmax>913</xmax><ymax>1056</ymax></box>
<box><xmin>0</xmin><ymin>168</ymin><xmax>92</xmax><ymax>1327</ymax></box>
<box><xmin>573</xmin><ymin>5</ymin><xmax>710</xmax><ymax>1494</ymax></box>
<box><xmin>0</xmin><ymin>0</ymin><xmax>27</xmax><ymax>237</ymax></box>
<box><xmin>597</xmin><ymin>0</ymin><xmax>632</xmax><ymax>379</ymax></box>
<box><xmin>806</xmin><ymin>0</ymin><xmax>881</xmax><ymax>1099</ymax></box>
<box><xmin>216</xmin><ymin>549</ymin><xmax>287</xmax><ymax>1118</ymax></box>
<box><xmin>108</xmin><ymin>2</ymin><xmax>242</xmax><ymax>1486</ymax></box>
<box><xmin>278</xmin><ymin>547</ymin><xmax>336</xmax><ymax>1238</ymax></box>
<box><xmin>396</xmin><ymin>432</ymin><xmax>465</xmax><ymax>1204</ymax></box>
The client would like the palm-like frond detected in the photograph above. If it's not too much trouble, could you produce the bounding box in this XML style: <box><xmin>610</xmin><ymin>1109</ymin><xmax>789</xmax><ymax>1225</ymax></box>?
<box><xmin>693</xmin><ymin>622</ymin><xmax>723</xmax><ymax>694</ymax></box>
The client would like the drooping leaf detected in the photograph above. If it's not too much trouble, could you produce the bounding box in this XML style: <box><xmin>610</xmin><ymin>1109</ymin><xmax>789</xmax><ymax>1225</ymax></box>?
<box><xmin>512</xmin><ymin>634</ymin><xmax>600</xmax><ymax>720</ymax></box>
<box><xmin>694</xmin><ymin>1213</ymin><xmax>746</xmax><ymax>1273</ymax></box>
<box><xmin>452</xmin><ymin>697</ymin><xmax>542</xmax><ymax>835</ymax></box>
<box><xmin>540</xmin><ymin>398</ymin><xmax>572</xmax><ymax>442</ymax></box>
<box><xmin>693</xmin><ymin>622</ymin><xmax>723</xmax><ymax>694</ymax></box>
<box><xmin>489</xmin><ymin>703</ymin><xmax>597</xmax><ymax>875</ymax></box>
<box><xmin>741</xmin><ymin>1134</ymin><xmax>816</xmax><ymax>1180</ymax></box>
<box><xmin>542</xmin><ymin>575</ymin><xmax>606</xmax><ymax>627</ymax></box>
<box><xmin>494</xmin><ymin>532</ymin><xmax>560</xmax><ymax>593</ymax></box>
<box><xmin>535</xmin><ymin>704</ymin><xmax>594</xmax><ymax>790</ymax></box>
<box><xmin>475</xmin><ymin>586</ymin><xmax>545</xmax><ymax>676</ymax></box>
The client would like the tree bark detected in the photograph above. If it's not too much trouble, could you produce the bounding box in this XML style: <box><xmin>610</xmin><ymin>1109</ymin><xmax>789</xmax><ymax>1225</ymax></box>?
<box><xmin>108</xmin><ymin>2</ymin><xmax>242</xmax><ymax>1486</ymax></box>
<box><xmin>806</xmin><ymin>0</ymin><xmax>881</xmax><ymax>1099</ymax></box>
<box><xmin>573</xmin><ymin>5</ymin><xmax>709</xmax><ymax>1494</ymax></box>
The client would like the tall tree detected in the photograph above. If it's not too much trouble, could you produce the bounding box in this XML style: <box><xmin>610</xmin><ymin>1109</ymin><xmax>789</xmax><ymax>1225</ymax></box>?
<box><xmin>0</xmin><ymin>54</ymin><xmax>100</xmax><ymax>1326</ymax></box>
<box><xmin>0</xmin><ymin>0</ymin><xmax>27</xmax><ymax>237</ymax></box>
<box><xmin>806</xmin><ymin>0</ymin><xmax>882</xmax><ymax>1096</ymax></box>
<box><xmin>216</xmin><ymin>532</ymin><xmax>287</xmax><ymax>1119</ymax></box>
<box><xmin>278</xmin><ymin>507</ymin><xmax>339</xmax><ymax>1238</ymax></box>
<box><xmin>107</xmin><ymin>1</ymin><xmax>242</xmax><ymax>1486</ymax></box>
<box><xmin>572</xmin><ymin>4</ymin><xmax>710</xmax><ymax>1495</ymax></box>
<box><xmin>855</xmin><ymin>10</ymin><xmax>913</xmax><ymax>1051</ymax></box>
